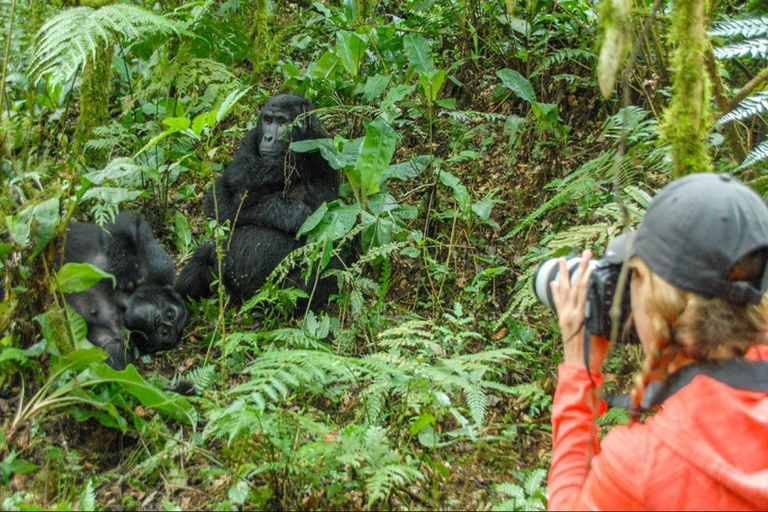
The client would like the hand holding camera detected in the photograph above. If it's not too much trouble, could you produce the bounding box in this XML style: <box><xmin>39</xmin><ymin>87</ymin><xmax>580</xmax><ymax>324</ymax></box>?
<box><xmin>548</xmin><ymin>250</ymin><xmax>612</xmax><ymax>371</ymax></box>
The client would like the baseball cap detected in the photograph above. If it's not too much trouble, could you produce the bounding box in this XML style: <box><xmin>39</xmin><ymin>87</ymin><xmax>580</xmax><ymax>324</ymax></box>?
<box><xmin>605</xmin><ymin>173</ymin><xmax>768</xmax><ymax>305</ymax></box>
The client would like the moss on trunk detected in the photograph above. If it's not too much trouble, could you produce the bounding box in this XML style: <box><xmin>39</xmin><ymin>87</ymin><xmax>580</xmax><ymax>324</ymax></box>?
<box><xmin>73</xmin><ymin>43</ymin><xmax>114</xmax><ymax>166</ymax></box>
<box><xmin>660</xmin><ymin>0</ymin><xmax>713</xmax><ymax>176</ymax></box>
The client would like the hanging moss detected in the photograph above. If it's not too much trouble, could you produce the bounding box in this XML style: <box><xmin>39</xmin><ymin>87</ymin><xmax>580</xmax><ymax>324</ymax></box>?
<box><xmin>659</xmin><ymin>0</ymin><xmax>713</xmax><ymax>176</ymax></box>
<box><xmin>73</xmin><ymin>43</ymin><xmax>114</xmax><ymax>166</ymax></box>
<box><xmin>252</xmin><ymin>0</ymin><xmax>269</xmax><ymax>73</ymax></box>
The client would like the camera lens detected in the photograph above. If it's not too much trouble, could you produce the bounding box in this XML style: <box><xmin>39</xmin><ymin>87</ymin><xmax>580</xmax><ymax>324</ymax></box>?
<box><xmin>533</xmin><ymin>256</ymin><xmax>597</xmax><ymax>310</ymax></box>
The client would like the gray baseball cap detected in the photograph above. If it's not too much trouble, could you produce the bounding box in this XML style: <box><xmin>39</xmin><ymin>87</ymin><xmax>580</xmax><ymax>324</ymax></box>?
<box><xmin>606</xmin><ymin>173</ymin><xmax>768</xmax><ymax>304</ymax></box>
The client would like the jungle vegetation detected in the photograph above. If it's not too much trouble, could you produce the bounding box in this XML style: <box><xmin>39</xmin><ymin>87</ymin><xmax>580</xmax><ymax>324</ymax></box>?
<box><xmin>1</xmin><ymin>0</ymin><xmax>767</xmax><ymax>509</ymax></box>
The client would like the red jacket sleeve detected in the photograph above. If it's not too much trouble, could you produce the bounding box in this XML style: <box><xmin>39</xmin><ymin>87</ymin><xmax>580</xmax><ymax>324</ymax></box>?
<box><xmin>548</xmin><ymin>364</ymin><xmax>647</xmax><ymax>511</ymax></box>
<box><xmin>548</xmin><ymin>363</ymin><xmax>605</xmax><ymax>510</ymax></box>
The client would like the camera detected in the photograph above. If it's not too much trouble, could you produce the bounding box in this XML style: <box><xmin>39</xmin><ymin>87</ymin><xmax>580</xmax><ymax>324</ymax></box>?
<box><xmin>533</xmin><ymin>242</ymin><xmax>632</xmax><ymax>339</ymax></box>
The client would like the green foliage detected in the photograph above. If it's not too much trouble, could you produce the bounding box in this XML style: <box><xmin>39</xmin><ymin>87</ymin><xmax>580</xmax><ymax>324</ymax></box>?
<box><xmin>30</xmin><ymin>4</ymin><xmax>184</xmax><ymax>84</ymax></box>
<box><xmin>492</xmin><ymin>469</ymin><xmax>548</xmax><ymax>511</ymax></box>
<box><xmin>713</xmin><ymin>16</ymin><xmax>768</xmax><ymax>167</ymax></box>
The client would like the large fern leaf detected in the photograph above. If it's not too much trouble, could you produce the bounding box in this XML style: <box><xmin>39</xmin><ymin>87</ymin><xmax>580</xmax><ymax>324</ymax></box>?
<box><xmin>30</xmin><ymin>4</ymin><xmax>184</xmax><ymax>83</ymax></box>
<box><xmin>717</xmin><ymin>90</ymin><xmax>768</xmax><ymax>124</ymax></box>
<box><xmin>741</xmin><ymin>139</ymin><xmax>768</xmax><ymax>168</ymax></box>
<box><xmin>713</xmin><ymin>38</ymin><xmax>768</xmax><ymax>60</ymax></box>
<box><xmin>710</xmin><ymin>16</ymin><xmax>768</xmax><ymax>38</ymax></box>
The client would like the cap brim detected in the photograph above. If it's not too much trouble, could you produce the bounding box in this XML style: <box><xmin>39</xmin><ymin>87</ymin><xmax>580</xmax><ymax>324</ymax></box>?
<box><xmin>604</xmin><ymin>232</ymin><xmax>636</xmax><ymax>264</ymax></box>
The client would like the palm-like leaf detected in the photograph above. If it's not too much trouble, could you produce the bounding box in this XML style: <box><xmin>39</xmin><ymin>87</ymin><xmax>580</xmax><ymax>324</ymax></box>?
<box><xmin>29</xmin><ymin>4</ymin><xmax>183</xmax><ymax>83</ymax></box>
<box><xmin>713</xmin><ymin>37</ymin><xmax>768</xmax><ymax>60</ymax></box>
<box><xmin>717</xmin><ymin>90</ymin><xmax>768</xmax><ymax>125</ymax></box>
<box><xmin>710</xmin><ymin>16</ymin><xmax>768</xmax><ymax>38</ymax></box>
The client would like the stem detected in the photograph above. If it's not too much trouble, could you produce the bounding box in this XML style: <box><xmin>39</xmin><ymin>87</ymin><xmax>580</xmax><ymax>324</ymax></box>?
<box><xmin>0</xmin><ymin>0</ymin><xmax>17</xmax><ymax>118</ymax></box>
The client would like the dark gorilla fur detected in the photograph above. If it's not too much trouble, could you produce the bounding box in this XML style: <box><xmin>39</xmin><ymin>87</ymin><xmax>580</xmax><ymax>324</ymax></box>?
<box><xmin>175</xmin><ymin>94</ymin><xmax>341</xmax><ymax>308</ymax></box>
<box><xmin>62</xmin><ymin>211</ymin><xmax>187</xmax><ymax>369</ymax></box>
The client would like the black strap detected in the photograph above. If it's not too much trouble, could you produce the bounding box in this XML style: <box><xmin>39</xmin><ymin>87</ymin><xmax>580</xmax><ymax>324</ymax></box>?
<box><xmin>607</xmin><ymin>358</ymin><xmax>768</xmax><ymax>412</ymax></box>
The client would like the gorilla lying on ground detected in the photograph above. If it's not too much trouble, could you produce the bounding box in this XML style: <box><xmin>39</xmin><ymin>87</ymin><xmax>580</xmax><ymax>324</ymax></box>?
<box><xmin>175</xmin><ymin>94</ymin><xmax>341</xmax><ymax>309</ymax></box>
<box><xmin>62</xmin><ymin>211</ymin><xmax>187</xmax><ymax>369</ymax></box>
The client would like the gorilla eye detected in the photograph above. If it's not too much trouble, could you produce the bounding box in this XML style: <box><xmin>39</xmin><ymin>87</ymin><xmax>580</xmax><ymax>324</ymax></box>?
<box><xmin>90</xmin><ymin>309</ymin><xmax>98</xmax><ymax>317</ymax></box>
<box><xmin>165</xmin><ymin>310</ymin><xmax>175</xmax><ymax>320</ymax></box>
<box><xmin>161</xmin><ymin>327</ymin><xmax>169</xmax><ymax>337</ymax></box>
<box><xmin>263</xmin><ymin>115</ymin><xmax>273</xmax><ymax>123</ymax></box>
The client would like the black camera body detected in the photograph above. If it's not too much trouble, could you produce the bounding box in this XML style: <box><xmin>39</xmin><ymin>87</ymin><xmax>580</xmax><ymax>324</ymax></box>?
<box><xmin>533</xmin><ymin>249</ymin><xmax>631</xmax><ymax>339</ymax></box>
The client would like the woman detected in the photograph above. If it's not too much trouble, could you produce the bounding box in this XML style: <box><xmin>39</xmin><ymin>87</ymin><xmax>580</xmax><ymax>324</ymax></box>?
<box><xmin>547</xmin><ymin>173</ymin><xmax>768</xmax><ymax>510</ymax></box>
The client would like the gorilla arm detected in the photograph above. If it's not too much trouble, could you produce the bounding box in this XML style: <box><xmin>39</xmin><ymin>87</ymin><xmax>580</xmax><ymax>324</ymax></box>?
<box><xmin>204</xmin><ymin>151</ymin><xmax>286</xmax><ymax>224</ymax></box>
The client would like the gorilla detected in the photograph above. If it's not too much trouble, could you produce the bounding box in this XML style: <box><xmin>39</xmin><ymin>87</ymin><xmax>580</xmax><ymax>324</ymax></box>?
<box><xmin>175</xmin><ymin>94</ymin><xmax>341</xmax><ymax>309</ymax></box>
<box><xmin>62</xmin><ymin>211</ymin><xmax>187</xmax><ymax>369</ymax></box>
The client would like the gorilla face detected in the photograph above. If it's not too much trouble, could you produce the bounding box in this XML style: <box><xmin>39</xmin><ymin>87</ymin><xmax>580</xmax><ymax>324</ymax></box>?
<box><xmin>125</xmin><ymin>285</ymin><xmax>187</xmax><ymax>354</ymax></box>
<box><xmin>257</xmin><ymin>94</ymin><xmax>317</xmax><ymax>157</ymax></box>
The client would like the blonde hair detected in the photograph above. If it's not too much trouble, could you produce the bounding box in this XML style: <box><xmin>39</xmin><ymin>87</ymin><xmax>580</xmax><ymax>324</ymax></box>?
<box><xmin>627</xmin><ymin>256</ymin><xmax>768</xmax><ymax>414</ymax></box>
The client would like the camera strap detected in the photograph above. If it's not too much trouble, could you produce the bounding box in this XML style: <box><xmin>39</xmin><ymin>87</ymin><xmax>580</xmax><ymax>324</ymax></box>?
<box><xmin>606</xmin><ymin>358</ymin><xmax>768</xmax><ymax>412</ymax></box>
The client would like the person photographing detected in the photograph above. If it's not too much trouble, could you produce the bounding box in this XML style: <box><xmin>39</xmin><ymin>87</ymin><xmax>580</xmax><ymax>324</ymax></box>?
<box><xmin>542</xmin><ymin>174</ymin><xmax>768</xmax><ymax>510</ymax></box>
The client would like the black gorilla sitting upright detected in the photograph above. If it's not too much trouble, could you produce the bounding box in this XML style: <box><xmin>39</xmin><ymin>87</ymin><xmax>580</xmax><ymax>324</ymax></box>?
<box><xmin>63</xmin><ymin>211</ymin><xmax>187</xmax><ymax>369</ymax></box>
<box><xmin>175</xmin><ymin>94</ymin><xmax>341</xmax><ymax>308</ymax></box>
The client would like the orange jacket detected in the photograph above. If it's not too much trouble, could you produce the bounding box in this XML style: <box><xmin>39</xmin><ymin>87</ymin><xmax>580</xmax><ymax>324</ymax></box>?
<box><xmin>548</xmin><ymin>345</ymin><xmax>768</xmax><ymax>511</ymax></box>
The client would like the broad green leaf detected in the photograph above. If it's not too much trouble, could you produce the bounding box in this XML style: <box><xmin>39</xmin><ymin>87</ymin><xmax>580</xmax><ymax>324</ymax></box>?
<box><xmin>297</xmin><ymin>203</ymin><xmax>329</xmax><ymax>237</ymax></box>
<box><xmin>418</xmin><ymin>69</ymin><xmax>446</xmax><ymax>103</ymax></box>
<box><xmin>6</xmin><ymin>197</ymin><xmax>61</xmax><ymax>257</ymax></box>
<box><xmin>135</xmin><ymin>118</ymin><xmax>193</xmax><ymax>159</ymax></box>
<box><xmin>162</xmin><ymin>117</ymin><xmax>191</xmax><ymax>130</ymax></box>
<box><xmin>65</xmin><ymin>305</ymin><xmax>91</xmax><ymax>347</ymax></box>
<box><xmin>291</xmin><ymin>139</ymin><xmax>353</xmax><ymax>170</ymax></box>
<box><xmin>0</xmin><ymin>348</ymin><xmax>28</xmax><ymax>365</ymax></box>
<box><xmin>57</xmin><ymin>263</ymin><xmax>115</xmax><ymax>293</ymax></box>
<box><xmin>82</xmin><ymin>186</ymin><xmax>143</xmax><ymax>204</ymax></box>
<box><xmin>472</xmin><ymin>197</ymin><xmax>502</xmax><ymax>229</ymax></box>
<box><xmin>382</xmin><ymin>155</ymin><xmax>432</xmax><ymax>182</ymax></box>
<box><xmin>335</xmin><ymin>32</ymin><xmax>368</xmax><ymax>77</ymax></box>
<box><xmin>439</xmin><ymin>170</ymin><xmax>471</xmax><ymax>213</ymax></box>
<box><xmin>497</xmin><ymin>69</ymin><xmax>537</xmax><ymax>105</ymax></box>
<box><xmin>216</xmin><ymin>87</ymin><xmax>253</xmax><ymax>123</ymax></box>
<box><xmin>192</xmin><ymin>111</ymin><xmax>212</xmax><ymax>136</ymax></box>
<box><xmin>229</xmin><ymin>480</ymin><xmax>250</xmax><ymax>505</ymax></box>
<box><xmin>403</xmin><ymin>33</ymin><xmax>434</xmax><ymax>74</ymax></box>
<box><xmin>382</xmin><ymin>85</ymin><xmax>416</xmax><ymax>110</ymax></box>
<box><xmin>0</xmin><ymin>243</ymin><xmax>12</xmax><ymax>257</ymax></box>
<box><xmin>350</xmin><ymin>117</ymin><xmax>397</xmax><ymax>200</ymax></box>
<box><xmin>83</xmin><ymin>158</ymin><xmax>143</xmax><ymax>185</ymax></box>
<box><xmin>30</xmin><ymin>197</ymin><xmax>61</xmax><ymax>258</ymax></box>
<box><xmin>173</xmin><ymin>211</ymin><xmax>192</xmax><ymax>253</ymax></box>
<box><xmin>362</xmin><ymin>74</ymin><xmax>390</xmax><ymax>102</ymax></box>
<box><xmin>311</xmin><ymin>51</ymin><xmax>342</xmax><ymax>80</ymax></box>
<box><xmin>50</xmin><ymin>348</ymin><xmax>109</xmax><ymax>375</ymax></box>
<box><xmin>88</xmin><ymin>364</ymin><xmax>197</xmax><ymax>425</ymax></box>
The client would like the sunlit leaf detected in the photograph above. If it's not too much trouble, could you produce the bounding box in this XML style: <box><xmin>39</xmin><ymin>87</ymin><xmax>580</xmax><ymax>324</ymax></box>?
<box><xmin>57</xmin><ymin>263</ymin><xmax>115</xmax><ymax>293</ymax></box>
<box><xmin>403</xmin><ymin>34</ymin><xmax>434</xmax><ymax>74</ymax></box>
<box><xmin>497</xmin><ymin>69</ymin><xmax>536</xmax><ymax>104</ymax></box>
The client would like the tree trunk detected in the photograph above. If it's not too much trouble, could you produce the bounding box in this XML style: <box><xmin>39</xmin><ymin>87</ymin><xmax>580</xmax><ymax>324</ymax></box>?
<box><xmin>73</xmin><ymin>43</ymin><xmax>114</xmax><ymax>166</ymax></box>
<box><xmin>660</xmin><ymin>0</ymin><xmax>712</xmax><ymax>176</ymax></box>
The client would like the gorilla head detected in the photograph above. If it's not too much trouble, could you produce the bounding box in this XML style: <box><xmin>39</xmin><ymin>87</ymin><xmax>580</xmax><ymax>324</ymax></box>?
<box><xmin>125</xmin><ymin>285</ymin><xmax>187</xmax><ymax>354</ymax></box>
<box><xmin>256</xmin><ymin>94</ymin><xmax>324</xmax><ymax>157</ymax></box>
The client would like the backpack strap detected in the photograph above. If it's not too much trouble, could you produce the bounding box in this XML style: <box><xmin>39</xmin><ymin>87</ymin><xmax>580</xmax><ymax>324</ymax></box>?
<box><xmin>606</xmin><ymin>358</ymin><xmax>768</xmax><ymax>412</ymax></box>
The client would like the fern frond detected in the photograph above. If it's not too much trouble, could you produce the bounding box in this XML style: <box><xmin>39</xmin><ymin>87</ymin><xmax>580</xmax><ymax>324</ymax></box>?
<box><xmin>740</xmin><ymin>138</ymin><xmax>768</xmax><ymax>168</ymax></box>
<box><xmin>532</xmin><ymin>48</ymin><xmax>597</xmax><ymax>77</ymax></box>
<box><xmin>713</xmin><ymin>38</ymin><xmax>768</xmax><ymax>60</ymax></box>
<box><xmin>174</xmin><ymin>364</ymin><xmax>216</xmax><ymax>392</ymax></box>
<box><xmin>710</xmin><ymin>16</ymin><xmax>768</xmax><ymax>38</ymax></box>
<box><xmin>232</xmin><ymin>350</ymin><xmax>364</xmax><ymax>409</ymax></box>
<box><xmin>377</xmin><ymin>320</ymin><xmax>433</xmax><ymax>349</ymax></box>
<box><xmin>366</xmin><ymin>464</ymin><xmax>423</xmax><ymax>505</ymax></box>
<box><xmin>30</xmin><ymin>4</ymin><xmax>184</xmax><ymax>83</ymax></box>
<box><xmin>718</xmin><ymin>90</ymin><xmax>768</xmax><ymax>124</ymax></box>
